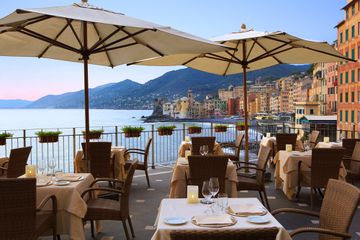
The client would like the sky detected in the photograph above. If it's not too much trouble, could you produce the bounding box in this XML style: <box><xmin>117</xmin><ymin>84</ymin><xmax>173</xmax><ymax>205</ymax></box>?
<box><xmin>0</xmin><ymin>0</ymin><xmax>345</xmax><ymax>100</ymax></box>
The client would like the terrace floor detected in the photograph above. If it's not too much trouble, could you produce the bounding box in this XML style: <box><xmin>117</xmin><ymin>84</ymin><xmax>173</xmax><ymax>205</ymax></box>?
<box><xmin>42</xmin><ymin>160</ymin><xmax>360</xmax><ymax>240</ymax></box>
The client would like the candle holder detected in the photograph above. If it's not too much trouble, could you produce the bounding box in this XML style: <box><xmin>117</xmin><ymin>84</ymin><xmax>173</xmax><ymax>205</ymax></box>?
<box><xmin>25</xmin><ymin>165</ymin><xmax>36</xmax><ymax>177</ymax></box>
<box><xmin>187</xmin><ymin>185</ymin><xmax>199</xmax><ymax>203</ymax></box>
<box><xmin>185</xmin><ymin>150</ymin><xmax>191</xmax><ymax>159</ymax></box>
<box><xmin>324</xmin><ymin>137</ymin><xmax>330</xmax><ymax>143</ymax></box>
<box><xmin>286</xmin><ymin>144</ymin><xmax>293</xmax><ymax>152</ymax></box>
<box><xmin>266</xmin><ymin>132</ymin><xmax>271</xmax><ymax>138</ymax></box>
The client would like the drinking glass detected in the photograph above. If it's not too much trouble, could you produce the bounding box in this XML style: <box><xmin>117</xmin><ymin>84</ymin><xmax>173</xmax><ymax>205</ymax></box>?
<box><xmin>48</xmin><ymin>158</ymin><xmax>56</xmax><ymax>176</ymax></box>
<box><xmin>209</xmin><ymin>177</ymin><xmax>220</xmax><ymax>202</ymax></box>
<box><xmin>202</xmin><ymin>145</ymin><xmax>209</xmax><ymax>155</ymax></box>
<box><xmin>201</xmin><ymin>180</ymin><xmax>212</xmax><ymax>204</ymax></box>
<box><xmin>217</xmin><ymin>193</ymin><xmax>229</xmax><ymax>213</ymax></box>
<box><xmin>199</xmin><ymin>146</ymin><xmax>205</xmax><ymax>156</ymax></box>
<box><xmin>37</xmin><ymin>160</ymin><xmax>46</xmax><ymax>176</ymax></box>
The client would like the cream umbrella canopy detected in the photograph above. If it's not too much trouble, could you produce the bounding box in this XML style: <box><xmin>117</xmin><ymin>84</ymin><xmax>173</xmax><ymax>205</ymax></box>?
<box><xmin>133</xmin><ymin>25</ymin><xmax>353</xmax><ymax>162</ymax></box>
<box><xmin>0</xmin><ymin>0</ymin><xmax>226</xmax><ymax>158</ymax></box>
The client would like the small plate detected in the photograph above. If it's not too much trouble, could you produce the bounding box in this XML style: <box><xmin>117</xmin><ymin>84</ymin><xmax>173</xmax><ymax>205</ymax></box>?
<box><xmin>164</xmin><ymin>217</ymin><xmax>187</xmax><ymax>225</ymax></box>
<box><xmin>54</xmin><ymin>180</ymin><xmax>70</xmax><ymax>186</ymax></box>
<box><xmin>247</xmin><ymin>216</ymin><xmax>270</xmax><ymax>224</ymax></box>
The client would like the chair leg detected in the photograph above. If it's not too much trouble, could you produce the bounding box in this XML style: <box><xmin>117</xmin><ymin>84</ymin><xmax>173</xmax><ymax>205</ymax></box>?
<box><xmin>258</xmin><ymin>191</ymin><xmax>265</xmax><ymax>205</ymax></box>
<box><xmin>310</xmin><ymin>188</ymin><xmax>314</xmax><ymax>209</ymax></box>
<box><xmin>90</xmin><ymin>220</ymin><xmax>95</xmax><ymax>237</ymax></box>
<box><xmin>262</xmin><ymin>190</ymin><xmax>271</xmax><ymax>211</ymax></box>
<box><xmin>296</xmin><ymin>186</ymin><xmax>301</xmax><ymax>199</ymax></box>
<box><xmin>145</xmin><ymin>169</ymin><xmax>150</xmax><ymax>188</ymax></box>
<box><xmin>122</xmin><ymin>220</ymin><xmax>130</xmax><ymax>240</ymax></box>
<box><xmin>128</xmin><ymin>216</ymin><xmax>135</xmax><ymax>237</ymax></box>
<box><xmin>56</xmin><ymin>235</ymin><xmax>61</xmax><ymax>240</ymax></box>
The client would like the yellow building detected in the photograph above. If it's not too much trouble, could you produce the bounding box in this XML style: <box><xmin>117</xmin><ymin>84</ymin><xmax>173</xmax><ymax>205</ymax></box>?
<box><xmin>294</xmin><ymin>102</ymin><xmax>320</xmax><ymax>129</ymax></box>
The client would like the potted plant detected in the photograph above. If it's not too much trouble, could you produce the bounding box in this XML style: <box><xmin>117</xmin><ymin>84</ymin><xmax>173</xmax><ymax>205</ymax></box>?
<box><xmin>82</xmin><ymin>129</ymin><xmax>104</xmax><ymax>139</ymax></box>
<box><xmin>0</xmin><ymin>132</ymin><xmax>13</xmax><ymax>145</ymax></box>
<box><xmin>157</xmin><ymin>126</ymin><xmax>176</xmax><ymax>136</ymax></box>
<box><xmin>236</xmin><ymin>122</ymin><xmax>245</xmax><ymax>131</ymax></box>
<box><xmin>36</xmin><ymin>131</ymin><xmax>62</xmax><ymax>143</ymax></box>
<box><xmin>122</xmin><ymin>126</ymin><xmax>145</xmax><ymax>138</ymax></box>
<box><xmin>214</xmin><ymin>124</ymin><xmax>227</xmax><ymax>133</ymax></box>
<box><xmin>188</xmin><ymin>126</ymin><xmax>202</xmax><ymax>134</ymax></box>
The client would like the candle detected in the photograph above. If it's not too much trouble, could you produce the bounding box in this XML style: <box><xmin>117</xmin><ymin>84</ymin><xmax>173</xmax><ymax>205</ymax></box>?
<box><xmin>324</xmin><ymin>137</ymin><xmax>330</xmax><ymax>143</ymax></box>
<box><xmin>286</xmin><ymin>144</ymin><xmax>293</xmax><ymax>152</ymax></box>
<box><xmin>185</xmin><ymin>136</ymin><xmax>190</xmax><ymax>142</ymax></box>
<box><xmin>185</xmin><ymin>150</ymin><xmax>191</xmax><ymax>159</ymax></box>
<box><xmin>25</xmin><ymin>165</ymin><xmax>36</xmax><ymax>177</ymax></box>
<box><xmin>187</xmin><ymin>185</ymin><xmax>199</xmax><ymax>203</ymax></box>
<box><xmin>266</xmin><ymin>132</ymin><xmax>271</xmax><ymax>138</ymax></box>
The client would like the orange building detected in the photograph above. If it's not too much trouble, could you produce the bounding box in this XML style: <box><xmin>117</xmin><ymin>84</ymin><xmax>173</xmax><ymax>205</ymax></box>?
<box><xmin>336</xmin><ymin>0</ymin><xmax>360</xmax><ymax>138</ymax></box>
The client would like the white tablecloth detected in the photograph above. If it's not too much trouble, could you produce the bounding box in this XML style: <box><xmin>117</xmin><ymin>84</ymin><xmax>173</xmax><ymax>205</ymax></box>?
<box><xmin>151</xmin><ymin>198</ymin><xmax>291</xmax><ymax>240</ymax></box>
<box><xmin>178</xmin><ymin>141</ymin><xmax>224</xmax><ymax>157</ymax></box>
<box><xmin>315</xmin><ymin>142</ymin><xmax>343</xmax><ymax>149</ymax></box>
<box><xmin>169</xmin><ymin>158</ymin><xmax>237</xmax><ymax>198</ymax></box>
<box><xmin>74</xmin><ymin>146</ymin><xmax>128</xmax><ymax>181</ymax></box>
<box><xmin>37</xmin><ymin>173</ymin><xmax>94</xmax><ymax>240</ymax></box>
<box><xmin>260</xmin><ymin>136</ymin><xmax>304</xmax><ymax>153</ymax></box>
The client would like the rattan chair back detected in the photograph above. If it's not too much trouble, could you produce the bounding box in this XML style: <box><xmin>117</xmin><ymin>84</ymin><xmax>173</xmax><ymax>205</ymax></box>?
<box><xmin>187</xmin><ymin>155</ymin><xmax>228</xmax><ymax>195</ymax></box>
<box><xmin>311</xmin><ymin>149</ymin><xmax>343</xmax><ymax>187</ymax></box>
<box><xmin>256</xmin><ymin>146</ymin><xmax>271</xmax><ymax>183</ymax></box>
<box><xmin>82</xmin><ymin>142</ymin><xmax>112</xmax><ymax>179</ymax></box>
<box><xmin>309</xmin><ymin>130</ymin><xmax>320</xmax><ymax>149</ymax></box>
<box><xmin>342</xmin><ymin>138</ymin><xmax>360</xmax><ymax>158</ymax></box>
<box><xmin>120</xmin><ymin>159</ymin><xmax>138</xmax><ymax>218</ymax></box>
<box><xmin>143</xmin><ymin>138</ymin><xmax>152</xmax><ymax>167</ymax></box>
<box><xmin>319</xmin><ymin>179</ymin><xmax>360</xmax><ymax>240</ymax></box>
<box><xmin>234</xmin><ymin>133</ymin><xmax>244</xmax><ymax>157</ymax></box>
<box><xmin>0</xmin><ymin>178</ymin><xmax>36</xmax><ymax>239</ymax></box>
<box><xmin>275</xmin><ymin>133</ymin><xmax>297</xmax><ymax>152</ymax></box>
<box><xmin>7</xmin><ymin>146</ymin><xmax>32</xmax><ymax>178</ymax></box>
<box><xmin>170</xmin><ymin>227</ymin><xmax>279</xmax><ymax>240</ymax></box>
<box><xmin>191</xmin><ymin>137</ymin><xmax>216</xmax><ymax>155</ymax></box>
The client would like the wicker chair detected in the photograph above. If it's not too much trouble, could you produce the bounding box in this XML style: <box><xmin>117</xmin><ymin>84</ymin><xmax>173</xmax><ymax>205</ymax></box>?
<box><xmin>309</xmin><ymin>130</ymin><xmax>320</xmax><ymax>149</ymax></box>
<box><xmin>342</xmin><ymin>138</ymin><xmax>360</xmax><ymax>164</ymax></box>
<box><xmin>82</xmin><ymin>142</ymin><xmax>114</xmax><ymax>179</ymax></box>
<box><xmin>275</xmin><ymin>133</ymin><xmax>297</xmax><ymax>153</ymax></box>
<box><xmin>170</xmin><ymin>227</ymin><xmax>279</xmax><ymax>240</ymax></box>
<box><xmin>187</xmin><ymin>155</ymin><xmax>228</xmax><ymax>196</ymax></box>
<box><xmin>191</xmin><ymin>137</ymin><xmax>216</xmax><ymax>155</ymax></box>
<box><xmin>0</xmin><ymin>178</ymin><xmax>57</xmax><ymax>240</ymax></box>
<box><xmin>82</xmin><ymin>159</ymin><xmax>138</xmax><ymax>240</ymax></box>
<box><xmin>345</xmin><ymin>141</ymin><xmax>360</xmax><ymax>183</ymax></box>
<box><xmin>221</xmin><ymin>133</ymin><xmax>244</xmax><ymax>167</ymax></box>
<box><xmin>273</xmin><ymin>179</ymin><xmax>360</xmax><ymax>240</ymax></box>
<box><xmin>236</xmin><ymin>145</ymin><xmax>272</xmax><ymax>210</ymax></box>
<box><xmin>296</xmin><ymin>148</ymin><xmax>343</xmax><ymax>208</ymax></box>
<box><xmin>0</xmin><ymin>146</ymin><xmax>32</xmax><ymax>178</ymax></box>
<box><xmin>125</xmin><ymin>138</ymin><xmax>152</xmax><ymax>187</ymax></box>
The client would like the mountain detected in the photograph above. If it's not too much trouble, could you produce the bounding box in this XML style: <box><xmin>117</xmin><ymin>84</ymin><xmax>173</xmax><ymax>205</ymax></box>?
<box><xmin>0</xmin><ymin>99</ymin><xmax>32</xmax><ymax>108</ymax></box>
<box><xmin>27</xmin><ymin>64</ymin><xmax>310</xmax><ymax>109</ymax></box>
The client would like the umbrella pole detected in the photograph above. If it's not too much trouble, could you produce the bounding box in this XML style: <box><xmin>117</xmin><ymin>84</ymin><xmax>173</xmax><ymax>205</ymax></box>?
<box><xmin>82</xmin><ymin>21</ymin><xmax>90</xmax><ymax>163</ymax></box>
<box><xmin>242</xmin><ymin>65</ymin><xmax>249</xmax><ymax>165</ymax></box>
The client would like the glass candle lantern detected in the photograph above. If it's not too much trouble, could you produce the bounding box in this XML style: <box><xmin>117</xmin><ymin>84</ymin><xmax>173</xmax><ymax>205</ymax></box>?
<box><xmin>187</xmin><ymin>185</ymin><xmax>199</xmax><ymax>203</ymax></box>
<box><xmin>25</xmin><ymin>165</ymin><xmax>36</xmax><ymax>177</ymax></box>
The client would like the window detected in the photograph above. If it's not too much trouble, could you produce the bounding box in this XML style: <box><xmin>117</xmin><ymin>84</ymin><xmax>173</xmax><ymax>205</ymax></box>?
<box><xmin>346</xmin><ymin>92</ymin><xmax>349</xmax><ymax>102</ymax></box>
<box><xmin>346</xmin><ymin>71</ymin><xmax>349</xmax><ymax>83</ymax></box>
<box><xmin>340</xmin><ymin>32</ymin><xmax>343</xmax><ymax>43</ymax></box>
<box><xmin>346</xmin><ymin>29</ymin><xmax>349</xmax><ymax>41</ymax></box>
<box><xmin>346</xmin><ymin>51</ymin><xmax>349</xmax><ymax>63</ymax></box>
<box><xmin>352</xmin><ymin>92</ymin><xmax>355</xmax><ymax>102</ymax></box>
<box><xmin>346</xmin><ymin>10</ymin><xmax>349</xmax><ymax>19</ymax></box>
<box><xmin>346</xmin><ymin>110</ymin><xmax>349</xmax><ymax>122</ymax></box>
<box><xmin>358</xmin><ymin>69</ymin><xmax>360</xmax><ymax>81</ymax></box>
<box><xmin>352</xmin><ymin>69</ymin><xmax>355</xmax><ymax>82</ymax></box>
<box><xmin>352</xmin><ymin>48</ymin><xmax>355</xmax><ymax>59</ymax></box>
<box><xmin>340</xmin><ymin>110</ymin><xmax>343</xmax><ymax>121</ymax></box>
<box><xmin>358</xmin><ymin>91</ymin><xmax>360</xmax><ymax>102</ymax></box>
<box><xmin>352</xmin><ymin>111</ymin><xmax>355</xmax><ymax>123</ymax></box>
<box><xmin>352</xmin><ymin>5</ymin><xmax>355</xmax><ymax>15</ymax></box>
<box><xmin>340</xmin><ymin>72</ymin><xmax>343</xmax><ymax>84</ymax></box>
<box><xmin>352</xmin><ymin>25</ymin><xmax>355</xmax><ymax>38</ymax></box>
<box><xmin>340</xmin><ymin>93</ymin><xmax>343</xmax><ymax>102</ymax></box>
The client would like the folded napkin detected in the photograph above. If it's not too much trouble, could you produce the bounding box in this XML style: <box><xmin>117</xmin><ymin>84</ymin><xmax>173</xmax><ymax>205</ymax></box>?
<box><xmin>227</xmin><ymin>204</ymin><xmax>265</xmax><ymax>216</ymax></box>
<box><xmin>192</xmin><ymin>214</ymin><xmax>233</xmax><ymax>225</ymax></box>
<box><xmin>36</xmin><ymin>179</ymin><xmax>52</xmax><ymax>187</ymax></box>
<box><xmin>57</xmin><ymin>174</ymin><xmax>82</xmax><ymax>182</ymax></box>
<box><xmin>177</xmin><ymin>158</ymin><xmax>189</xmax><ymax>165</ymax></box>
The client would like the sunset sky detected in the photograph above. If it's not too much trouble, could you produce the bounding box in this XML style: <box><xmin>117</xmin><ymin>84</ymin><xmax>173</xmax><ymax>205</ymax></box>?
<box><xmin>0</xmin><ymin>0</ymin><xmax>344</xmax><ymax>100</ymax></box>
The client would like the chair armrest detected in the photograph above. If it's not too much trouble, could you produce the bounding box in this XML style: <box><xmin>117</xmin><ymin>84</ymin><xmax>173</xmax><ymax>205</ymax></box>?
<box><xmin>90</xmin><ymin>178</ymin><xmax>125</xmax><ymax>188</ymax></box>
<box><xmin>0</xmin><ymin>166</ymin><xmax>7</xmax><ymax>171</ymax></box>
<box><xmin>290</xmin><ymin>227</ymin><xmax>351</xmax><ymax>239</ymax></box>
<box><xmin>271</xmin><ymin>208</ymin><xmax>319</xmax><ymax>217</ymax></box>
<box><xmin>1</xmin><ymin>160</ymin><xmax>9</xmax><ymax>168</ymax></box>
<box><xmin>81</xmin><ymin>187</ymin><xmax>124</xmax><ymax>199</ymax></box>
<box><xmin>237</xmin><ymin>166</ymin><xmax>264</xmax><ymax>172</ymax></box>
<box><xmin>124</xmin><ymin>149</ymin><xmax>146</xmax><ymax>156</ymax></box>
<box><xmin>236</xmin><ymin>161</ymin><xmax>257</xmax><ymax>166</ymax></box>
<box><xmin>220</xmin><ymin>142</ymin><xmax>235</xmax><ymax>148</ymax></box>
<box><xmin>37</xmin><ymin>194</ymin><xmax>57</xmax><ymax>214</ymax></box>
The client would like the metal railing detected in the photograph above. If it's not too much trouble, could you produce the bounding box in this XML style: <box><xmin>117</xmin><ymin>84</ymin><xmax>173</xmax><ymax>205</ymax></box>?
<box><xmin>1</xmin><ymin>122</ymin><xmax>359</xmax><ymax>173</ymax></box>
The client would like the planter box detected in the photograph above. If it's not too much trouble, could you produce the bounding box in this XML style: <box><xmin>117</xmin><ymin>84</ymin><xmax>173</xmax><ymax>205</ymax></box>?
<box><xmin>214</xmin><ymin>126</ymin><xmax>227</xmax><ymax>132</ymax></box>
<box><xmin>83</xmin><ymin>132</ymin><xmax>102</xmax><ymax>139</ymax></box>
<box><xmin>39</xmin><ymin>136</ymin><xmax>59</xmax><ymax>143</ymax></box>
<box><xmin>188</xmin><ymin>127</ymin><xmax>202</xmax><ymax>134</ymax></box>
<box><xmin>158</xmin><ymin>129</ymin><xmax>173</xmax><ymax>136</ymax></box>
<box><xmin>236</xmin><ymin>125</ymin><xmax>245</xmax><ymax>131</ymax></box>
<box><xmin>0</xmin><ymin>138</ymin><xmax>6</xmax><ymax>145</ymax></box>
<box><xmin>124</xmin><ymin>131</ymin><xmax>141</xmax><ymax>138</ymax></box>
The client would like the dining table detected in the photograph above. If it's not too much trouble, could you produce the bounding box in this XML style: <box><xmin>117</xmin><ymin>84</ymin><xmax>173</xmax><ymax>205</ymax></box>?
<box><xmin>0</xmin><ymin>157</ymin><xmax>9</xmax><ymax>176</ymax></box>
<box><xmin>260</xmin><ymin>136</ymin><xmax>304</xmax><ymax>154</ymax></box>
<box><xmin>35</xmin><ymin>173</ymin><xmax>94</xmax><ymax>240</ymax></box>
<box><xmin>273</xmin><ymin>150</ymin><xmax>347</xmax><ymax>200</ymax></box>
<box><xmin>151</xmin><ymin>198</ymin><xmax>291</xmax><ymax>240</ymax></box>
<box><xmin>169</xmin><ymin>157</ymin><xmax>238</xmax><ymax>198</ymax></box>
<box><xmin>74</xmin><ymin>146</ymin><xmax>129</xmax><ymax>181</ymax></box>
<box><xmin>315</xmin><ymin>141</ymin><xmax>343</xmax><ymax>149</ymax></box>
<box><xmin>178</xmin><ymin>141</ymin><xmax>224</xmax><ymax>158</ymax></box>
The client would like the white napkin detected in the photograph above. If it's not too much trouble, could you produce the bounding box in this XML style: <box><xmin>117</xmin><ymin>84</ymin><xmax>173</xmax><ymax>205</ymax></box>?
<box><xmin>193</xmin><ymin>214</ymin><xmax>233</xmax><ymax>225</ymax></box>
<box><xmin>36</xmin><ymin>178</ymin><xmax>51</xmax><ymax>187</ymax></box>
<box><xmin>56</xmin><ymin>174</ymin><xmax>82</xmax><ymax>182</ymax></box>
<box><xmin>177</xmin><ymin>158</ymin><xmax>189</xmax><ymax>165</ymax></box>
<box><xmin>228</xmin><ymin>204</ymin><xmax>265</xmax><ymax>216</ymax></box>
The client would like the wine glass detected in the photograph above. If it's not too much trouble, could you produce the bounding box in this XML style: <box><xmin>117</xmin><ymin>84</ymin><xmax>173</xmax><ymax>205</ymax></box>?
<box><xmin>209</xmin><ymin>177</ymin><xmax>220</xmax><ymax>203</ymax></box>
<box><xmin>200</xmin><ymin>146</ymin><xmax>205</xmax><ymax>156</ymax></box>
<box><xmin>48</xmin><ymin>158</ymin><xmax>56</xmax><ymax>176</ymax></box>
<box><xmin>201</xmin><ymin>180</ymin><xmax>212</xmax><ymax>204</ymax></box>
<box><xmin>202</xmin><ymin>145</ymin><xmax>209</xmax><ymax>155</ymax></box>
<box><xmin>37</xmin><ymin>160</ymin><xmax>46</xmax><ymax>176</ymax></box>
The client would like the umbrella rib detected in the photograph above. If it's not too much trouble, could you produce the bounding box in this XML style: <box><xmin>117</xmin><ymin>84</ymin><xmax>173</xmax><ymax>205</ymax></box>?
<box><xmin>94</xmin><ymin>42</ymin><xmax>138</xmax><ymax>53</ymax></box>
<box><xmin>0</xmin><ymin>15</ymin><xmax>51</xmax><ymax>34</ymax></box>
<box><xmin>247</xmin><ymin>42</ymin><xmax>290</xmax><ymax>64</ymax></box>
<box><xmin>182</xmin><ymin>56</ymin><xmax>199</xmax><ymax>65</ymax></box>
<box><xmin>17</xmin><ymin>27</ymin><xmax>80</xmax><ymax>54</ymax></box>
<box><xmin>38</xmin><ymin>19</ymin><xmax>73</xmax><ymax>58</ymax></box>
<box><xmin>248</xmin><ymin>46</ymin><xmax>294</xmax><ymax>64</ymax></box>
<box><xmin>246</xmin><ymin>40</ymin><xmax>256</xmax><ymax>61</ymax></box>
<box><xmin>223</xmin><ymin>41</ymin><xmax>241</xmax><ymax>75</ymax></box>
<box><xmin>89</xmin><ymin>26</ymin><xmax>124</xmax><ymax>53</ymax></box>
<box><xmin>204</xmin><ymin>54</ymin><xmax>239</xmax><ymax>65</ymax></box>
<box><xmin>92</xmin><ymin>22</ymin><xmax>114</xmax><ymax>68</ymax></box>
<box><xmin>121</xmin><ymin>28</ymin><xmax>164</xmax><ymax>56</ymax></box>
<box><xmin>67</xmin><ymin>19</ymin><xmax>83</xmax><ymax>49</ymax></box>
<box><xmin>253</xmin><ymin>38</ymin><xmax>283</xmax><ymax>64</ymax></box>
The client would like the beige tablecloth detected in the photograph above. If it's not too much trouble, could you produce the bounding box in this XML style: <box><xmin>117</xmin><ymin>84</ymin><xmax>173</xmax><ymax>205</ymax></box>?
<box><xmin>74</xmin><ymin>146</ymin><xmax>128</xmax><ymax>181</ymax></box>
<box><xmin>151</xmin><ymin>198</ymin><xmax>291</xmax><ymax>240</ymax></box>
<box><xmin>260</xmin><ymin>136</ymin><xmax>304</xmax><ymax>153</ymax></box>
<box><xmin>169</xmin><ymin>158</ymin><xmax>237</xmax><ymax>198</ymax></box>
<box><xmin>315</xmin><ymin>142</ymin><xmax>343</xmax><ymax>149</ymax></box>
<box><xmin>273</xmin><ymin>150</ymin><xmax>346</xmax><ymax>200</ymax></box>
<box><xmin>37</xmin><ymin>173</ymin><xmax>94</xmax><ymax>240</ymax></box>
<box><xmin>178</xmin><ymin>141</ymin><xmax>224</xmax><ymax>157</ymax></box>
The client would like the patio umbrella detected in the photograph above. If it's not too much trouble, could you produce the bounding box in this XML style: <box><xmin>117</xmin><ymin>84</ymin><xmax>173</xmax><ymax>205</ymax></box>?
<box><xmin>0</xmin><ymin>0</ymin><xmax>226</xmax><ymax>158</ymax></box>
<box><xmin>133</xmin><ymin>25</ymin><xmax>353</xmax><ymax>162</ymax></box>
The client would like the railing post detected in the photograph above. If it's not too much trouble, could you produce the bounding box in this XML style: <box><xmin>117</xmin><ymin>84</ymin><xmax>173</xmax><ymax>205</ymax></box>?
<box><xmin>210</xmin><ymin>122</ymin><xmax>214</xmax><ymax>136</ymax></box>
<box><xmin>151</xmin><ymin>124</ymin><xmax>155</xmax><ymax>169</ymax></box>
<box><xmin>115</xmin><ymin>126</ymin><xmax>118</xmax><ymax>146</ymax></box>
<box><xmin>282</xmin><ymin>122</ymin><xmax>285</xmax><ymax>133</ymax></box>
<box><xmin>72</xmin><ymin>128</ymin><xmax>76</xmax><ymax>160</ymax></box>
<box><xmin>352</xmin><ymin>124</ymin><xmax>356</xmax><ymax>139</ymax></box>
<box><xmin>23</xmin><ymin>129</ymin><xmax>26</xmax><ymax>147</ymax></box>
<box><xmin>182</xmin><ymin>123</ymin><xmax>186</xmax><ymax>140</ymax></box>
